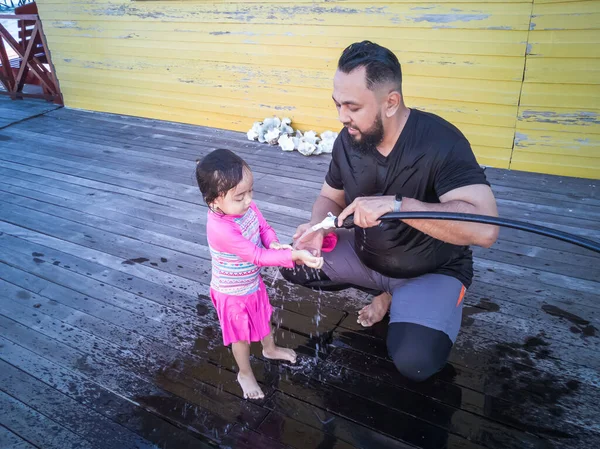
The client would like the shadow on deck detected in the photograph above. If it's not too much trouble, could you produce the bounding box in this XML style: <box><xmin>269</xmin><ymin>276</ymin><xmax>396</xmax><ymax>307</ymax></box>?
<box><xmin>0</xmin><ymin>96</ymin><xmax>599</xmax><ymax>449</ymax></box>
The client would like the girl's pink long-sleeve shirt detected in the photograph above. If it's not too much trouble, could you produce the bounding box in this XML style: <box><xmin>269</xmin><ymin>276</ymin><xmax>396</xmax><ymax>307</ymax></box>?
<box><xmin>207</xmin><ymin>202</ymin><xmax>294</xmax><ymax>295</ymax></box>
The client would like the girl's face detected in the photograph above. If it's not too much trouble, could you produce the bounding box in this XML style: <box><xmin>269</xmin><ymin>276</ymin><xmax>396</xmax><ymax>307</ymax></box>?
<box><xmin>212</xmin><ymin>168</ymin><xmax>254</xmax><ymax>216</ymax></box>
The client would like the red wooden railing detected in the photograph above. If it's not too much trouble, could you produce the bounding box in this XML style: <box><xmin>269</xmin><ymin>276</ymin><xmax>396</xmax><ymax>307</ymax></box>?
<box><xmin>0</xmin><ymin>10</ymin><xmax>62</xmax><ymax>104</ymax></box>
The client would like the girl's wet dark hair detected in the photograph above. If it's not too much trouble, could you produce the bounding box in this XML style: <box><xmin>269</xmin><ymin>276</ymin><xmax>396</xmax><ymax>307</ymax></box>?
<box><xmin>195</xmin><ymin>148</ymin><xmax>250</xmax><ymax>206</ymax></box>
<box><xmin>338</xmin><ymin>40</ymin><xmax>402</xmax><ymax>92</ymax></box>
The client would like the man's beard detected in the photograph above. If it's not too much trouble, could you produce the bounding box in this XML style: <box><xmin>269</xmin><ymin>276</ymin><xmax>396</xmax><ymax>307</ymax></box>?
<box><xmin>348</xmin><ymin>113</ymin><xmax>385</xmax><ymax>155</ymax></box>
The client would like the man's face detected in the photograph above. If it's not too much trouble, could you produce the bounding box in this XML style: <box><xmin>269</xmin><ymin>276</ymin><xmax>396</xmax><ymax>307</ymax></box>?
<box><xmin>332</xmin><ymin>66</ymin><xmax>385</xmax><ymax>154</ymax></box>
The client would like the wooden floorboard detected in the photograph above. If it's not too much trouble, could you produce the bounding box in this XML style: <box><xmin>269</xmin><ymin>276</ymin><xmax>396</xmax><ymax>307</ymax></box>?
<box><xmin>1</xmin><ymin>100</ymin><xmax>599</xmax><ymax>449</ymax></box>
<box><xmin>0</xmin><ymin>96</ymin><xmax>61</xmax><ymax>129</ymax></box>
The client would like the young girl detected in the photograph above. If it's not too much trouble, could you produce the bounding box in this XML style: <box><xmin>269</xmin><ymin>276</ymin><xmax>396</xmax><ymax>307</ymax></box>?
<box><xmin>196</xmin><ymin>148</ymin><xmax>324</xmax><ymax>400</ymax></box>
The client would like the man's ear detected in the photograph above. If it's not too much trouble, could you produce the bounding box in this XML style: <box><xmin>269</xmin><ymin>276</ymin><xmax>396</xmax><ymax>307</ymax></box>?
<box><xmin>385</xmin><ymin>90</ymin><xmax>402</xmax><ymax>118</ymax></box>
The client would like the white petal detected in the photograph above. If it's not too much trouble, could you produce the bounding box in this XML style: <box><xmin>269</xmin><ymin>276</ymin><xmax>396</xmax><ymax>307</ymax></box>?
<box><xmin>278</xmin><ymin>134</ymin><xmax>295</xmax><ymax>152</ymax></box>
<box><xmin>265</xmin><ymin>128</ymin><xmax>281</xmax><ymax>145</ymax></box>
<box><xmin>298</xmin><ymin>140</ymin><xmax>316</xmax><ymax>156</ymax></box>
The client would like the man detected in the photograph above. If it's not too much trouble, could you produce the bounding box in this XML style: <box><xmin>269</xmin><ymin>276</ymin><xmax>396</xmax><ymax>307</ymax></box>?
<box><xmin>280</xmin><ymin>41</ymin><xmax>499</xmax><ymax>382</ymax></box>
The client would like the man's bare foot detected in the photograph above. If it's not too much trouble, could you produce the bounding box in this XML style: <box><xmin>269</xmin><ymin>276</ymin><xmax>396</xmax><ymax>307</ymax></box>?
<box><xmin>357</xmin><ymin>292</ymin><xmax>392</xmax><ymax>327</ymax></box>
<box><xmin>237</xmin><ymin>372</ymin><xmax>264</xmax><ymax>400</ymax></box>
<box><xmin>262</xmin><ymin>346</ymin><xmax>297</xmax><ymax>363</ymax></box>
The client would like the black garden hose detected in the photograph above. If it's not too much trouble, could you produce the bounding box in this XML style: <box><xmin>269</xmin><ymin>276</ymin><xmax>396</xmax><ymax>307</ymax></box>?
<box><xmin>336</xmin><ymin>212</ymin><xmax>600</xmax><ymax>254</ymax></box>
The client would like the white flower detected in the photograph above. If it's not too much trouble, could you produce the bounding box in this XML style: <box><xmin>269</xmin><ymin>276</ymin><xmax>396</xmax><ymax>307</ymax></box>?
<box><xmin>264</xmin><ymin>128</ymin><xmax>281</xmax><ymax>145</ymax></box>
<box><xmin>298</xmin><ymin>140</ymin><xmax>316</xmax><ymax>156</ymax></box>
<box><xmin>263</xmin><ymin>116</ymin><xmax>281</xmax><ymax>130</ymax></box>
<box><xmin>303</xmin><ymin>130</ymin><xmax>319</xmax><ymax>145</ymax></box>
<box><xmin>247</xmin><ymin>121</ymin><xmax>262</xmax><ymax>141</ymax></box>
<box><xmin>278</xmin><ymin>134</ymin><xmax>295</xmax><ymax>152</ymax></box>
<box><xmin>316</xmin><ymin>130</ymin><xmax>337</xmax><ymax>154</ymax></box>
<box><xmin>320</xmin><ymin>130</ymin><xmax>338</xmax><ymax>141</ymax></box>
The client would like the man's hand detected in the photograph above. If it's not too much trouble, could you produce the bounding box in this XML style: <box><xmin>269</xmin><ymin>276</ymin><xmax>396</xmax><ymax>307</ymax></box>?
<box><xmin>269</xmin><ymin>242</ymin><xmax>293</xmax><ymax>250</ymax></box>
<box><xmin>291</xmin><ymin>223</ymin><xmax>325</xmax><ymax>261</ymax></box>
<box><xmin>337</xmin><ymin>196</ymin><xmax>395</xmax><ymax>228</ymax></box>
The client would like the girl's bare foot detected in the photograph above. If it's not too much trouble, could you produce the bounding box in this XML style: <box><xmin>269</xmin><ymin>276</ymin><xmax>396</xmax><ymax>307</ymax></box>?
<box><xmin>237</xmin><ymin>372</ymin><xmax>264</xmax><ymax>400</ymax></box>
<box><xmin>262</xmin><ymin>346</ymin><xmax>297</xmax><ymax>363</ymax></box>
<box><xmin>357</xmin><ymin>292</ymin><xmax>392</xmax><ymax>327</ymax></box>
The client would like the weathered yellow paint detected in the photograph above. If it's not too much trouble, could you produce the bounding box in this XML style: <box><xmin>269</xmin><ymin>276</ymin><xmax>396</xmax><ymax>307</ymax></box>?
<box><xmin>35</xmin><ymin>0</ymin><xmax>600</xmax><ymax>178</ymax></box>
<box><xmin>512</xmin><ymin>0</ymin><xmax>600</xmax><ymax>179</ymax></box>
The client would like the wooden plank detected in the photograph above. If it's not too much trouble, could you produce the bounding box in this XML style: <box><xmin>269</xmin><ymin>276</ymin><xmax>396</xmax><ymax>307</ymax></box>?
<box><xmin>0</xmin><ymin>122</ymin><xmax>330</xmax><ymax>193</ymax></box>
<box><xmin>46</xmin><ymin>108</ymin><xmax>595</xmax><ymax>196</ymax></box>
<box><xmin>473</xmin><ymin>245</ymin><xmax>600</xmax><ymax>282</ymax></box>
<box><xmin>318</xmin><ymin>344</ymin><xmax>600</xmax><ymax>448</ymax></box>
<box><xmin>473</xmin><ymin>258</ymin><xmax>600</xmax><ymax>298</ymax></box>
<box><xmin>0</xmin><ymin>312</ymin><xmax>262</xmax><ymax>442</ymax></box>
<box><xmin>0</xmin><ymin>360</ymin><xmax>165</xmax><ymax>449</ymax></box>
<box><xmin>0</xmin><ymin>425</ymin><xmax>39</xmax><ymax>449</ymax></box>
<box><xmin>257</xmin><ymin>410</ymin><xmax>358</xmax><ymax>449</ymax></box>
<box><xmin>0</xmin><ymin>268</ymin><xmax>386</xmax><ymax>446</ymax></box>
<box><xmin>275</xmin><ymin>369</ymin><xmax>539</xmax><ymax>449</ymax></box>
<box><xmin>48</xmin><ymin>109</ymin><xmax>598</xmax><ymax>203</ymax></box>
<box><xmin>0</xmin><ymin>340</ymin><xmax>215</xmax><ymax>449</ymax></box>
<box><xmin>0</xmin><ymin>329</ymin><xmax>234</xmax><ymax>447</ymax></box>
<box><xmin>5</xmin><ymin>112</ymin><xmax>596</xmax><ymax>215</ymax></box>
<box><xmin>4</xmin><ymin>175</ymin><xmax>598</xmax><ymax>312</ymax></box>
<box><xmin>5</xmin><ymin>115</ymin><xmax>600</xmax><ymax>227</ymax></box>
<box><xmin>2</xmin><ymin>190</ymin><xmax>598</xmax><ymax>343</ymax></box>
<box><xmin>324</xmin><ymin>343</ymin><xmax>600</xmax><ymax>447</ymax></box>
<box><xmin>221</xmin><ymin>424</ymin><xmax>294</xmax><ymax>449</ymax></box>
<box><xmin>338</xmin><ymin>306</ymin><xmax>600</xmax><ymax>371</ymax></box>
<box><xmin>0</xmin><ymin>147</ymin><xmax>308</xmax><ymax>234</ymax></box>
<box><xmin>0</xmin><ymin>238</ymin><xmax>323</xmax><ymax>384</ymax></box>
<box><xmin>2</xmin><ymin>101</ymin><xmax>600</xmax><ymax>449</ymax></box>
<box><xmin>3</xmin><ymin>229</ymin><xmax>596</xmax><ymax>446</ymax></box>
<box><xmin>1</xmin><ymin>135</ymin><xmax>598</xmax><ymax>257</ymax></box>
<box><xmin>0</xmin><ymin>391</ymin><xmax>95</xmax><ymax>449</ymax></box>
<box><xmin>301</xmin><ymin>271</ymin><xmax>600</xmax><ymax>387</ymax></box>
<box><xmin>6</xmin><ymin>220</ymin><xmax>594</xmax><ymax>390</ymax></box>
<box><xmin>0</xmin><ymin>178</ymin><xmax>210</xmax><ymax>243</ymax></box>
<box><xmin>1</xmin><ymin>143</ymin><xmax>597</xmax><ymax>253</ymax></box>
<box><xmin>4</xmin><ymin>163</ymin><xmax>596</xmax><ymax>281</ymax></box>
<box><xmin>0</xmin><ymin>241</ymin><xmax>212</xmax><ymax>344</ymax></box>
<box><xmin>259</xmin><ymin>395</ymin><xmax>416</xmax><ymax>449</ymax></box>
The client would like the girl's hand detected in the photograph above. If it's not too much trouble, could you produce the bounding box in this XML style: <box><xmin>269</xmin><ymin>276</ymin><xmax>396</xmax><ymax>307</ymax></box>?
<box><xmin>270</xmin><ymin>242</ymin><xmax>293</xmax><ymax>250</ymax></box>
<box><xmin>292</xmin><ymin>250</ymin><xmax>324</xmax><ymax>269</ymax></box>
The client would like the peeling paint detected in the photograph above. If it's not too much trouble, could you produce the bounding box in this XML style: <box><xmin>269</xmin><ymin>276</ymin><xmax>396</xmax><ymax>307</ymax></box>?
<box><xmin>259</xmin><ymin>104</ymin><xmax>295</xmax><ymax>111</ymax></box>
<box><xmin>102</xmin><ymin>5</ymin><xmax>166</xmax><ymax>20</ymax></box>
<box><xmin>53</xmin><ymin>21</ymin><xmax>81</xmax><ymax>29</ymax></box>
<box><xmin>413</xmin><ymin>14</ymin><xmax>489</xmax><ymax>23</ymax></box>
<box><xmin>526</xmin><ymin>43</ymin><xmax>532</xmax><ymax>55</ymax></box>
<box><xmin>209</xmin><ymin>31</ymin><xmax>231</xmax><ymax>36</ymax></box>
<box><xmin>515</xmin><ymin>132</ymin><xmax>529</xmax><ymax>143</ymax></box>
<box><xmin>529</xmin><ymin>22</ymin><xmax>536</xmax><ymax>30</ymax></box>
<box><xmin>487</xmin><ymin>26</ymin><xmax>512</xmax><ymax>30</ymax></box>
<box><xmin>365</xmin><ymin>7</ymin><xmax>386</xmax><ymax>14</ymax></box>
<box><xmin>522</xmin><ymin>111</ymin><xmax>599</xmax><ymax>126</ymax></box>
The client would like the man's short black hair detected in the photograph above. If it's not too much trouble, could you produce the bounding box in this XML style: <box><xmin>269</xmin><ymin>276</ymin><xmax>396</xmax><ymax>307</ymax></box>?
<box><xmin>337</xmin><ymin>40</ymin><xmax>402</xmax><ymax>92</ymax></box>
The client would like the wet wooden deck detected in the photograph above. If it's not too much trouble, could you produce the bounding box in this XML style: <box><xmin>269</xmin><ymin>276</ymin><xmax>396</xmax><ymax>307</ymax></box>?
<box><xmin>0</xmin><ymin>95</ymin><xmax>599</xmax><ymax>449</ymax></box>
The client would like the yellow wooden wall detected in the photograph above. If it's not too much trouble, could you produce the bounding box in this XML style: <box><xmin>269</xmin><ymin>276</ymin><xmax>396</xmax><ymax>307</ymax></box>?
<box><xmin>35</xmin><ymin>0</ymin><xmax>599</xmax><ymax>179</ymax></box>
<box><xmin>512</xmin><ymin>0</ymin><xmax>600</xmax><ymax>178</ymax></box>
